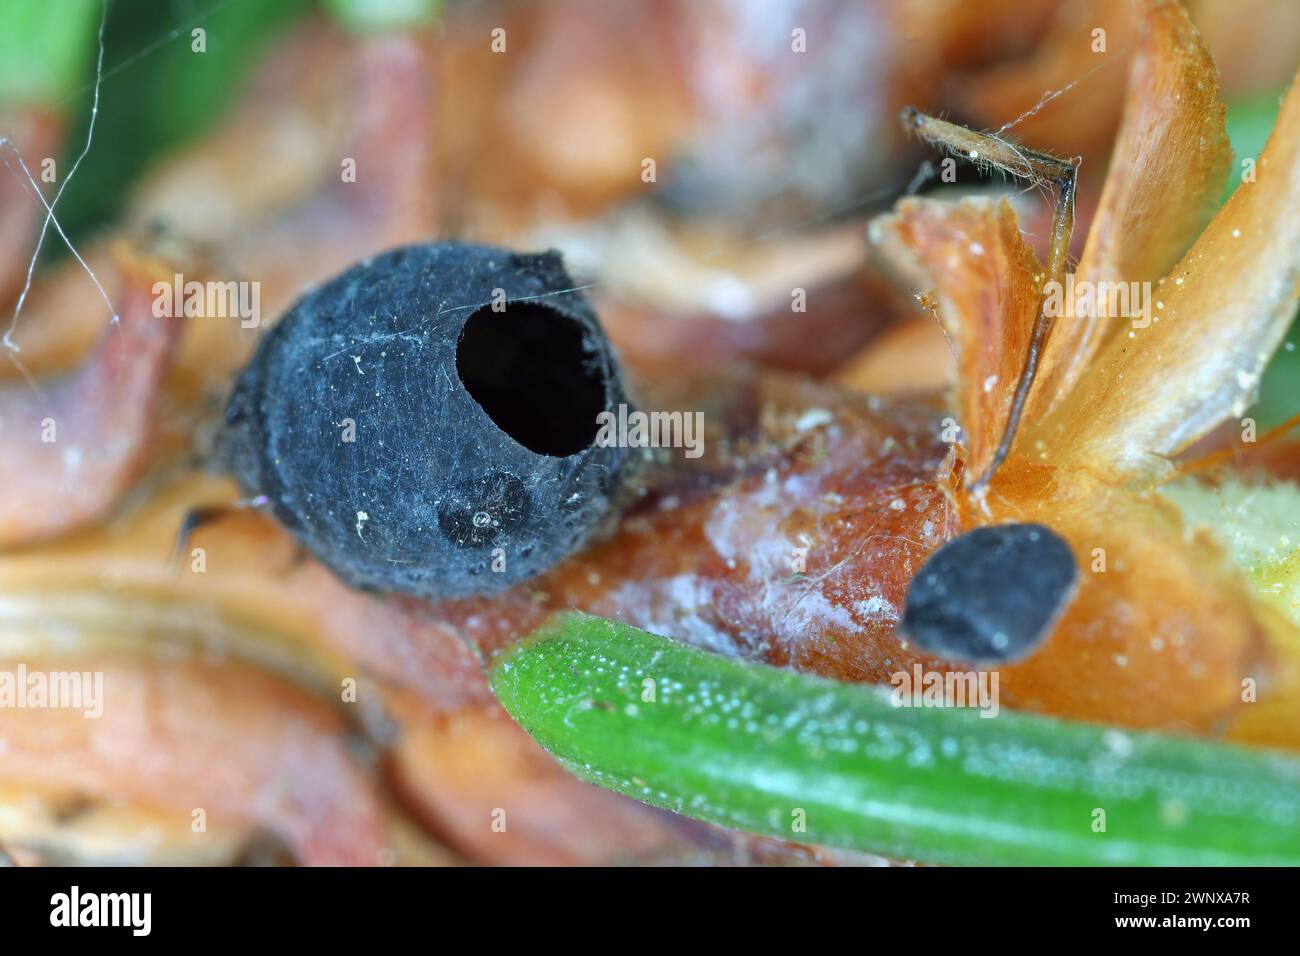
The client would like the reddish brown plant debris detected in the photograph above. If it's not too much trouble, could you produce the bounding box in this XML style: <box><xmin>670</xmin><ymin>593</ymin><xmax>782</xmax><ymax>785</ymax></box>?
<box><xmin>0</xmin><ymin>245</ymin><xmax>182</xmax><ymax>548</ymax></box>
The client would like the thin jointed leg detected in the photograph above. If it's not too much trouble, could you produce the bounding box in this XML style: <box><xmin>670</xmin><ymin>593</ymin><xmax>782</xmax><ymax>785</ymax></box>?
<box><xmin>899</xmin><ymin>108</ymin><xmax>1079</xmax><ymax>493</ymax></box>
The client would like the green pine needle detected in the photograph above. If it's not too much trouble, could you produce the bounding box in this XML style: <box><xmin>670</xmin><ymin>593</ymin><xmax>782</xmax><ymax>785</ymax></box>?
<box><xmin>493</xmin><ymin>612</ymin><xmax>1300</xmax><ymax>865</ymax></box>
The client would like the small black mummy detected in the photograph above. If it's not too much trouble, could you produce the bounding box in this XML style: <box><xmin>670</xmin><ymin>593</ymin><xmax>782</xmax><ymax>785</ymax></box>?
<box><xmin>899</xmin><ymin>522</ymin><xmax>1078</xmax><ymax>663</ymax></box>
<box><xmin>218</xmin><ymin>242</ymin><xmax>633</xmax><ymax>602</ymax></box>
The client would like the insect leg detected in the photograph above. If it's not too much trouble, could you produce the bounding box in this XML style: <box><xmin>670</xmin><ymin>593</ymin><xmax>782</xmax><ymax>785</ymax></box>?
<box><xmin>899</xmin><ymin>108</ymin><xmax>1079</xmax><ymax>492</ymax></box>
<box><xmin>169</xmin><ymin>496</ymin><xmax>269</xmax><ymax>571</ymax></box>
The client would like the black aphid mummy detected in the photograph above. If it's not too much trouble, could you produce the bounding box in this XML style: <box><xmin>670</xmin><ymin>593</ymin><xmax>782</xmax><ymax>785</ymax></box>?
<box><xmin>218</xmin><ymin>242</ymin><xmax>633</xmax><ymax>602</ymax></box>
<box><xmin>899</xmin><ymin>522</ymin><xmax>1078</xmax><ymax>663</ymax></box>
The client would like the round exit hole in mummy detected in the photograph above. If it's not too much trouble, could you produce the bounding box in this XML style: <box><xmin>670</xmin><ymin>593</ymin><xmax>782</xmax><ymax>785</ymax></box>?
<box><xmin>456</xmin><ymin>302</ymin><xmax>607</xmax><ymax>457</ymax></box>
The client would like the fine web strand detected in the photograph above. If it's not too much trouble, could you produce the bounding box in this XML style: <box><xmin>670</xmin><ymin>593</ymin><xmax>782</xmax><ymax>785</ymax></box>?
<box><xmin>2</xmin><ymin>0</ymin><xmax>116</xmax><ymax>360</ymax></box>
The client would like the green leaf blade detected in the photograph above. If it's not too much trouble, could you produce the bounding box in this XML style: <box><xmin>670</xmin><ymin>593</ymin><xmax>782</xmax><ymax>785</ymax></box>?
<box><xmin>493</xmin><ymin>612</ymin><xmax>1300</xmax><ymax>865</ymax></box>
